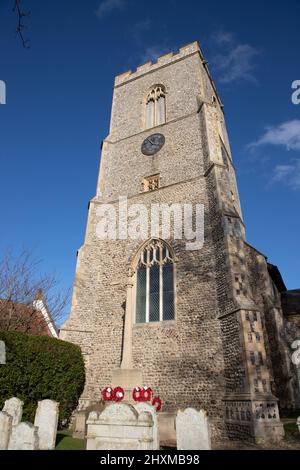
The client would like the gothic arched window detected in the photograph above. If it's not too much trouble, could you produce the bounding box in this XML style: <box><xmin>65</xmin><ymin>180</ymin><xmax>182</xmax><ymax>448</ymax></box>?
<box><xmin>146</xmin><ymin>86</ymin><xmax>166</xmax><ymax>129</ymax></box>
<box><xmin>135</xmin><ymin>239</ymin><xmax>175</xmax><ymax>323</ymax></box>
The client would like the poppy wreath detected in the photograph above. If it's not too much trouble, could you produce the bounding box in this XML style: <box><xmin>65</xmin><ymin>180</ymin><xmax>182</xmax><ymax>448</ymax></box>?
<box><xmin>102</xmin><ymin>386</ymin><xmax>125</xmax><ymax>402</ymax></box>
<box><xmin>132</xmin><ymin>386</ymin><xmax>142</xmax><ymax>402</ymax></box>
<box><xmin>133</xmin><ymin>386</ymin><xmax>153</xmax><ymax>402</ymax></box>
<box><xmin>102</xmin><ymin>386</ymin><xmax>114</xmax><ymax>401</ymax></box>
<box><xmin>152</xmin><ymin>396</ymin><xmax>162</xmax><ymax>412</ymax></box>
<box><xmin>114</xmin><ymin>386</ymin><xmax>125</xmax><ymax>402</ymax></box>
<box><xmin>142</xmin><ymin>386</ymin><xmax>153</xmax><ymax>402</ymax></box>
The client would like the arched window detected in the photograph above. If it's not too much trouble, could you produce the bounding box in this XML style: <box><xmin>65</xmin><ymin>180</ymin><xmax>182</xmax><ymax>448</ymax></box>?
<box><xmin>146</xmin><ymin>86</ymin><xmax>166</xmax><ymax>129</ymax></box>
<box><xmin>135</xmin><ymin>239</ymin><xmax>175</xmax><ymax>323</ymax></box>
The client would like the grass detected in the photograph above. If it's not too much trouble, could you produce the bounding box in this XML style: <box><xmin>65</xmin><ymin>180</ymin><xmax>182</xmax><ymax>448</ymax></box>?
<box><xmin>284</xmin><ymin>422</ymin><xmax>300</xmax><ymax>442</ymax></box>
<box><xmin>55</xmin><ymin>430</ymin><xmax>85</xmax><ymax>450</ymax></box>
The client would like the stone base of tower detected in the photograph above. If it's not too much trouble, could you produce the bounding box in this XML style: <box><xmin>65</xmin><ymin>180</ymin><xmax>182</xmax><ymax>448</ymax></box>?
<box><xmin>111</xmin><ymin>368</ymin><xmax>143</xmax><ymax>404</ymax></box>
<box><xmin>224</xmin><ymin>394</ymin><xmax>285</xmax><ymax>443</ymax></box>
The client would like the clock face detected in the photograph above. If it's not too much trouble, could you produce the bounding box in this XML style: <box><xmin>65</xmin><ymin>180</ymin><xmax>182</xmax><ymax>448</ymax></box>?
<box><xmin>141</xmin><ymin>133</ymin><xmax>165</xmax><ymax>156</ymax></box>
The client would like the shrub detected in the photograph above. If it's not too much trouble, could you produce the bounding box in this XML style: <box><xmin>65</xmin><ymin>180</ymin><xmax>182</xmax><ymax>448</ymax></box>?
<box><xmin>0</xmin><ymin>331</ymin><xmax>85</xmax><ymax>427</ymax></box>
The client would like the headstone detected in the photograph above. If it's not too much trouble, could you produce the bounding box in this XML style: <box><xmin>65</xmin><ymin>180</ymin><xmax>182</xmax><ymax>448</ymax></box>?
<box><xmin>134</xmin><ymin>402</ymin><xmax>159</xmax><ymax>449</ymax></box>
<box><xmin>3</xmin><ymin>397</ymin><xmax>23</xmax><ymax>426</ymax></box>
<box><xmin>73</xmin><ymin>402</ymin><xmax>105</xmax><ymax>440</ymax></box>
<box><xmin>73</xmin><ymin>411</ymin><xmax>88</xmax><ymax>440</ymax></box>
<box><xmin>86</xmin><ymin>402</ymin><xmax>155</xmax><ymax>450</ymax></box>
<box><xmin>8</xmin><ymin>422</ymin><xmax>39</xmax><ymax>450</ymax></box>
<box><xmin>0</xmin><ymin>341</ymin><xmax>5</xmax><ymax>364</ymax></box>
<box><xmin>0</xmin><ymin>411</ymin><xmax>12</xmax><ymax>450</ymax></box>
<box><xmin>297</xmin><ymin>416</ymin><xmax>300</xmax><ymax>433</ymax></box>
<box><xmin>34</xmin><ymin>400</ymin><xmax>59</xmax><ymax>450</ymax></box>
<box><xmin>176</xmin><ymin>408</ymin><xmax>211</xmax><ymax>450</ymax></box>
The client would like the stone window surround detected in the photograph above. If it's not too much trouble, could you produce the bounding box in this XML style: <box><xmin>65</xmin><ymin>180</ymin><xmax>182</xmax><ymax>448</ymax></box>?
<box><xmin>143</xmin><ymin>174</ymin><xmax>161</xmax><ymax>192</ymax></box>
<box><xmin>145</xmin><ymin>85</ymin><xmax>166</xmax><ymax>130</ymax></box>
<box><xmin>133</xmin><ymin>239</ymin><xmax>177</xmax><ymax>325</ymax></box>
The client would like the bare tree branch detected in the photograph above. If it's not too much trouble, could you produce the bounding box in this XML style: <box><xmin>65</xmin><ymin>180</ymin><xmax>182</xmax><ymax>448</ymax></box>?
<box><xmin>13</xmin><ymin>0</ymin><xmax>30</xmax><ymax>49</ymax></box>
<box><xmin>0</xmin><ymin>249</ymin><xmax>70</xmax><ymax>335</ymax></box>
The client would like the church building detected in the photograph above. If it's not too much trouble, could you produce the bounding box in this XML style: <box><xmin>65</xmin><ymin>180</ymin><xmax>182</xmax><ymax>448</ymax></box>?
<box><xmin>60</xmin><ymin>41</ymin><xmax>300</xmax><ymax>445</ymax></box>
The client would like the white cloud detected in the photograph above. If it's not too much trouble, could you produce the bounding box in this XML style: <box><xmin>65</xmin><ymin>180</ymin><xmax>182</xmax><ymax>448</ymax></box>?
<box><xmin>210</xmin><ymin>31</ymin><xmax>260</xmax><ymax>83</ymax></box>
<box><xmin>249</xmin><ymin>120</ymin><xmax>300</xmax><ymax>151</ymax></box>
<box><xmin>140</xmin><ymin>45</ymin><xmax>170</xmax><ymax>63</ymax></box>
<box><xmin>95</xmin><ymin>0</ymin><xmax>125</xmax><ymax>19</ymax></box>
<box><xmin>212</xmin><ymin>31</ymin><xmax>234</xmax><ymax>46</ymax></box>
<box><xmin>272</xmin><ymin>160</ymin><xmax>300</xmax><ymax>190</ymax></box>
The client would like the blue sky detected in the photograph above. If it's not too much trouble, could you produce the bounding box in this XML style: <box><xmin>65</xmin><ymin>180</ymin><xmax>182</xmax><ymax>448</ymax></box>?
<box><xmin>0</xmin><ymin>0</ymin><xmax>299</xmax><ymax>320</ymax></box>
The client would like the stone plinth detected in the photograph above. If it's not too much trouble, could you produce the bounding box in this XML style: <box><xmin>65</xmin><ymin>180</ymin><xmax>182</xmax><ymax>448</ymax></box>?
<box><xmin>86</xmin><ymin>402</ymin><xmax>155</xmax><ymax>450</ymax></box>
<box><xmin>134</xmin><ymin>402</ymin><xmax>159</xmax><ymax>450</ymax></box>
<box><xmin>111</xmin><ymin>368</ymin><xmax>143</xmax><ymax>404</ymax></box>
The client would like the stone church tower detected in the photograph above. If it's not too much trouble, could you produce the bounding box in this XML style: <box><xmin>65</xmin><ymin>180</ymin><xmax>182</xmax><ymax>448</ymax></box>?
<box><xmin>60</xmin><ymin>41</ymin><xmax>297</xmax><ymax>444</ymax></box>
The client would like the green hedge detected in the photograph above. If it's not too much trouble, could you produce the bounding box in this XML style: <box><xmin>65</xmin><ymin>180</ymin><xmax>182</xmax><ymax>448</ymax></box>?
<box><xmin>0</xmin><ymin>331</ymin><xmax>85</xmax><ymax>427</ymax></box>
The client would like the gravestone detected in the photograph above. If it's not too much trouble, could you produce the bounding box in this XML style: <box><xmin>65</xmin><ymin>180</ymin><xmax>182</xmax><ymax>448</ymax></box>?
<box><xmin>86</xmin><ymin>403</ymin><xmax>155</xmax><ymax>450</ymax></box>
<box><xmin>0</xmin><ymin>341</ymin><xmax>5</xmax><ymax>364</ymax></box>
<box><xmin>3</xmin><ymin>397</ymin><xmax>23</xmax><ymax>426</ymax></box>
<box><xmin>176</xmin><ymin>408</ymin><xmax>211</xmax><ymax>450</ymax></box>
<box><xmin>0</xmin><ymin>411</ymin><xmax>12</xmax><ymax>450</ymax></box>
<box><xmin>134</xmin><ymin>402</ymin><xmax>159</xmax><ymax>449</ymax></box>
<box><xmin>73</xmin><ymin>411</ymin><xmax>88</xmax><ymax>440</ymax></box>
<box><xmin>34</xmin><ymin>400</ymin><xmax>59</xmax><ymax>450</ymax></box>
<box><xmin>73</xmin><ymin>402</ymin><xmax>105</xmax><ymax>440</ymax></box>
<box><xmin>8</xmin><ymin>422</ymin><xmax>39</xmax><ymax>450</ymax></box>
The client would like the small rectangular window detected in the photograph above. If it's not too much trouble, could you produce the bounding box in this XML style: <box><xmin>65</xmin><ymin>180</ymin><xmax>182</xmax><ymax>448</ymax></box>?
<box><xmin>143</xmin><ymin>174</ymin><xmax>160</xmax><ymax>192</ymax></box>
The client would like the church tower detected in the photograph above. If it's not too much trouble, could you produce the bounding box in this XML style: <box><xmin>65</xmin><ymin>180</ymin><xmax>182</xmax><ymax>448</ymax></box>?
<box><xmin>60</xmin><ymin>41</ymin><xmax>285</xmax><ymax>443</ymax></box>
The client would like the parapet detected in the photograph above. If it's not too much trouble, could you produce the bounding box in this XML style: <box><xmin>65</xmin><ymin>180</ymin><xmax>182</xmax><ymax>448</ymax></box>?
<box><xmin>114</xmin><ymin>41</ymin><xmax>202</xmax><ymax>87</ymax></box>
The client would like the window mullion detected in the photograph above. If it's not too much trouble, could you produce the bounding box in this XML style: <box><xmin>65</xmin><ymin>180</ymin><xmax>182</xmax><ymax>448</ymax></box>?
<box><xmin>159</xmin><ymin>264</ymin><xmax>163</xmax><ymax>322</ymax></box>
<box><xmin>146</xmin><ymin>265</ymin><xmax>150</xmax><ymax>323</ymax></box>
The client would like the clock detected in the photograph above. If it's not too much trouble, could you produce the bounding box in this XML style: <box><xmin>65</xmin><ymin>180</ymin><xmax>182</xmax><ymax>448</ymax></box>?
<box><xmin>141</xmin><ymin>133</ymin><xmax>165</xmax><ymax>156</ymax></box>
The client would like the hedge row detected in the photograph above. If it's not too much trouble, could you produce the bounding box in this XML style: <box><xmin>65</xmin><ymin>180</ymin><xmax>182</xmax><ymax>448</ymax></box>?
<box><xmin>0</xmin><ymin>330</ymin><xmax>85</xmax><ymax>427</ymax></box>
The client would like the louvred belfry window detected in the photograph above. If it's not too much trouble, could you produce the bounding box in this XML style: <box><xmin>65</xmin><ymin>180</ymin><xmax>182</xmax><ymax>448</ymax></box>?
<box><xmin>135</xmin><ymin>239</ymin><xmax>175</xmax><ymax>323</ymax></box>
<box><xmin>146</xmin><ymin>86</ymin><xmax>166</xmax><ymax>129</ymax></box>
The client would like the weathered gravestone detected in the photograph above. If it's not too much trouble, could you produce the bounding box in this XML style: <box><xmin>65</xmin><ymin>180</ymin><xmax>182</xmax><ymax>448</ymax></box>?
<box><xmin>176</xmin><ymin>408</ymin><xmax>211</xmax><ymax>450</ymax></box>
<box><xmin>0</xmin><ymin>412</ymin><xmax>12</xmax><ymax>450</ymax></box>
<box><xmin>34</xmin><ymin>400</ymin><xmax>59</xmax><ymax>450</ymax></box>
<box><xmin>86</xmin><ymin>403</ymin><xmax>155</xmax><ymax>450</ymax></box>
<box><xmin>8</xmin><ymin>422</ymin><xmax>39</xmax><ymax>450</ymax></box>
<box><xmin>73</xmin><ymin>402</ymin><xmax>105</xmax><ymax>440</ymax></box>
<box><xmin>134</xmin><ymin>402</ymin><xmax>159</xmax><ymax>450</ymax></box>
<box><xmin>3</xmin><ymin>397</ymin><xmax>23</xmax><ymax>426</ymax></box>
<box><xmin>0</xmin><ymin>341</ymin><xmax>5</xmax><ymax>364</ymax></box>
<box><xmin>73</xmin><ymin>411</ymin><xmax>88</xmax><ymax>440</ymax></box>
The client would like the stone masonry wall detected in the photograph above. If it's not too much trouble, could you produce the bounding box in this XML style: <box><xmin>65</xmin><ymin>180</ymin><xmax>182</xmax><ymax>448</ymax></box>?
<box><xmin>60</xmin><ymin>41</ymin><xmax>287</xmax><ymax>443</ymax></box>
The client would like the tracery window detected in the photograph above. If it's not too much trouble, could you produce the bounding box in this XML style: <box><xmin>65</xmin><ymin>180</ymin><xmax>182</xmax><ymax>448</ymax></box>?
<box><xmin>135</xmin><ymin>239</ymin><xmax>175</xmax><ymax>323</ymax></box>
<box><xmin>146</xmin><ymin>86</ymin><xmax>166</xmax><ymax>129</ymax></box>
